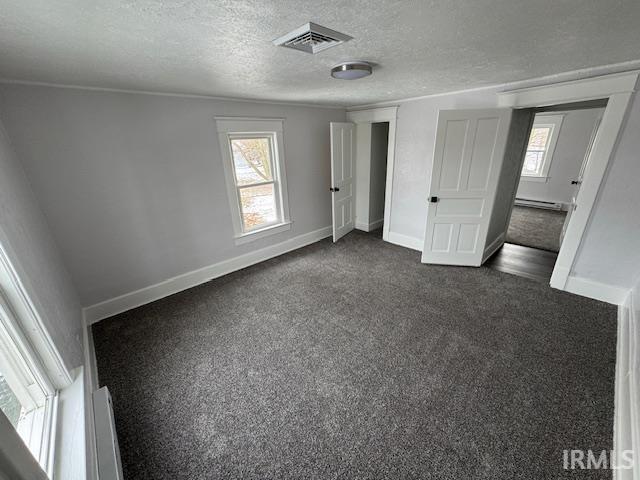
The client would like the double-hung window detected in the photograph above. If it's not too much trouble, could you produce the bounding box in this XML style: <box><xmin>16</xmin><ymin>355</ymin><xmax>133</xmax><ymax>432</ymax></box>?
<box><xmin>0</xmin><ymin>246</ymin><xmax>64</xmax><ymax>478</ymax></box>
<box><xmin>216</xmin><ymin>118</ymin><xmax>291</xmax><ymax>244</ymax></box>
<box><xmin>520</xmin><ymin>114</ymin><xmax>564</xmax><ymax>181</ymax></box>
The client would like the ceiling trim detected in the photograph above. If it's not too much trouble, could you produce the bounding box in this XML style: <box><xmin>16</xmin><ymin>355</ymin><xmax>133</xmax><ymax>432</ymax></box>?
<box><xmin>0</xmin><ymin>78</ymin><xmax>347</xmax><ymax>110</ymax></box>
<box><xmin>1</xmin><ymin>59</ymin><xmax>640</xmax><ymax>111</ymax></box>
<box><xmin>347</xmin><ymin>59</ymin><xmax>640</xmax><ymax>110</ymax></box>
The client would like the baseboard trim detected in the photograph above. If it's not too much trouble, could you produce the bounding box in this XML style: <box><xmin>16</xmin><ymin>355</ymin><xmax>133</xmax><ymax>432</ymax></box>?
<box><xmin>514</xmin><ymin>198</ymin><xmax>566</xmax><ymax>211</ymax></box>
<box><xmin>482</xmin><ymin>233</ymin><xmax>505</xmax><ymax>263</ymax></box>
<box><xmin>564</xmin><ymin>275</ymin><xmax>629</xmax><ymax>305</ymax></box>
<box><xmin>355</xmin><ymin>218</ymin><xmax>384</xmax><ymax>232</ymax></box>
<box><xmin>83</xmin><ymin>226</ymin><xmax>332</xmax><ymax>324</ymax></box>
<box><xmin>386</xmin><ymin>231</ymin><xmax>423</xmax><ymax>251</ymax></box>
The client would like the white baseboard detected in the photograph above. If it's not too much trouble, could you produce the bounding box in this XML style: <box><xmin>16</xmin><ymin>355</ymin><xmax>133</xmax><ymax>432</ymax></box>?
<box><xmin>83</xmin><ymin>226</ymin><xmax>332</xmax><ymax>324</ymax></box>
<box><xmin>514</xmin><ymin>198</ymin><xmax>566</xmax><ymax>211</ymax></box>
<box><xmin>355</xmin><ymin>218</ymin><xmax>384</xmax><ymax>232</ymax></box>
<box><xmin>564</xmin><ymin>275</ymin><xmax>629</xmax><ymax>305</ymax></box>
<box><xmin>386</xmin><ymin>231</ymin><xmax>423</xmax><ymax>251</ymax></box>
<box><xmin>482</xmin><ymin>233</ymin><xmax>505</xmax><ymax>263</ymax></box>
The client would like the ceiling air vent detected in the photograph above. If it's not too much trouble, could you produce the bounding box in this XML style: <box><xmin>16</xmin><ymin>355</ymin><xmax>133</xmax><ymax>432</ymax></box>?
<box><xmin>273</xmin><ymin>22</ymin><xmax>352</xmax><ymax>54</ymax></box>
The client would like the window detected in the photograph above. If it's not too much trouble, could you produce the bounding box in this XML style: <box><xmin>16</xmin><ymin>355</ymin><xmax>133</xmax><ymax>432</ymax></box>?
<box><xmin>216</xmin><ymin>118</ymin><xmax>291</xmax><ymax>244</ymax></box>
<box><xmin>0</xmin><ymin>291</ymin><xmax>56</xmax><ymax>475</ymax></box>
<box><xmin>521</xmin><ymin>114</ymin><xmax>564</xmax><ymax>181</ymax></box>
<box><xmin>0</xmin><ymin>243</ymin><xmax>71</xmax><ymax>478</ymax></box>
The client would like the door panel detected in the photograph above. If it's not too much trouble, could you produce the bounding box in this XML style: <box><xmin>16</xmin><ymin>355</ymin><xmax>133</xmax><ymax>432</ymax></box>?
<box><xmin>439</xmin><ymin>120</ymin><xmax>468</xmax><ymax>191</ymax></box>
<box><xmin>422</xmin><ymin>109</ymin><xmax>513</xmax><ymax>266</ymax></box>
<box><xmin>561</xmin><ymin>114</ymin><xmax>603</xmax><ymax>246</ymax></box>
<box><xmin>436</xmin><ymin>198</ymin><xmax>484</xmax><ymax>217</ymax></box>
<box><xmin>330</xmin><ymin>122</ymin><xmax>355</xmax><ymax>242</ymax></box>
<box><xmin>468</xmin><ymin>117</ymin><xmax>499</xmax><ymax>189</ymax></box>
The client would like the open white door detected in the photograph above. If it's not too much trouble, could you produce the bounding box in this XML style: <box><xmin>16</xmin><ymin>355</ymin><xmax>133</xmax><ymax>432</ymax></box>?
<box><xmin>330</xmin><ymin>122</ymin><xmax>355</xmax><ymax>242</ymax></box>
<box><xmin>422</xmin><ymin>108</ymin><xmax>513</xmax><ymax>266</ymax></box>
<box><xmin>561</xmin><ymin>114</ymin><xmax>602</xmax><ymax>245</ymax></box>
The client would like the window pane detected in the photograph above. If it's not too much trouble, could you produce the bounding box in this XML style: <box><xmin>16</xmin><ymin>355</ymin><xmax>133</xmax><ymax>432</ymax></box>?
<box><xmin>522</xmin><ymin>151</ymin><xmax>544</xmax><ymax>175</ymax></box>
<box><xmin>528</xmin><ymin>127</ymin><xmax>551</xmax><ymax>150</ymax></box>
<box><xmin>0</xmin><ymin>370</ymin><xmax>23</xmax><ymax>427</ymax></box>
<box><xmin>231</xmin><ymin>138</ymin><xmax>274</xmax><ymax>186</ymax></box>
<box><xmin>239</xmin><ymin>184</ymin><xmax>277</xmax><ymax>230</ymax></box>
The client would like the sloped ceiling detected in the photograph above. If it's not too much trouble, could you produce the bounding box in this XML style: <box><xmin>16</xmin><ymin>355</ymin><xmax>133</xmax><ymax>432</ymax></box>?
<box><xmin>1</xmin><ymin>0</ymin><xmax>640</xmax><ymax>106</ymax></box>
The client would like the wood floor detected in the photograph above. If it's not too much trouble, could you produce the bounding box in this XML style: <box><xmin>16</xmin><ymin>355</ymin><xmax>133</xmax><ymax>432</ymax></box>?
<box><xmin>485</xmin><ymin>242</ymin><xmax>558</xmax><ymax>283</ymax></box>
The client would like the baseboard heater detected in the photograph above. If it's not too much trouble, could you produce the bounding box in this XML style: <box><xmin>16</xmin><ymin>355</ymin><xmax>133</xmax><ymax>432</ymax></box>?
<box><xmin>514</xmin><ymin>198</ymin><xmax>564</xmax><ymax>211</ymax></box>
<box><xmin>93</xmin><ymin>386</ymin><xmax>124</xmax><ymax>480</ymax></box>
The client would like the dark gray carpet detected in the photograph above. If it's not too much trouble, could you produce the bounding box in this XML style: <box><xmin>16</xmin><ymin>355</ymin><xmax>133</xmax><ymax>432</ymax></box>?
<box><xmin>507</xmin><ymin>205</ymin><xmax>567</xmax><ymax>252</ymax></box>
<box><xmin>93</xmin><ymin>230</ymin><xmax>616</xmax><ymax>480</ymax></box>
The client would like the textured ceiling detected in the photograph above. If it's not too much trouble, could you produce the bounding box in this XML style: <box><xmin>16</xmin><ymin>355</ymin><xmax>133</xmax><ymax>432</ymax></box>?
<box><xmin>1</xmin><ymin>0</ymin><xmax>640</xmax><ymax>106</ymax></box>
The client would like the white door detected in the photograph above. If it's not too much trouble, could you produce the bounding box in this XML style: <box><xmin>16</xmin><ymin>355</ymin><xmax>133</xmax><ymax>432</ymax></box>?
<box><xmin>561</xmin><ymin>114</ymin><xmax>602</xmax><ymax>245</ymax></box>
<box><xmin>330</xmin><ymin>122</ymin><xmax>355</xmax><ymax>242</ymax></box>
<box><xmin>422</xmin><ymin>108</ymin><xmax>513</xmax><ymax>266</ymax></box>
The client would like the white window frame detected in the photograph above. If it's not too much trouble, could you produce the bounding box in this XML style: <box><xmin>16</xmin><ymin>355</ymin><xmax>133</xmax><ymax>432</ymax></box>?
<box><xmin>0</xmin><ymin>294</ymin><xmax>58</xmax><ymax>477</ymax></box>
<box><xmin>215</xmin><ymin>117</ymin><xmax>291</xmax><ymax>245</ymax></box>
<box><xmin>520</xmin><ymin>114</ymin><xmax>564</xmax><ymax>182</ymax></box>
<box><xmin>0</xmin><ymin>240</ymin><xmax>73</xmax><ymax>478</ymax></box>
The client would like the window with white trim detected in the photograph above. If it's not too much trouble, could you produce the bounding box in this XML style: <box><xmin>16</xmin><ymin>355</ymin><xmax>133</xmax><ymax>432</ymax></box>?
<box><xmin>521</xmin><ymin>114</ymin><xmax>564</xmax><ymax>180</ymax></box>
<box><xmin>0</xmin><ymin>242</ymin><xmax>71</xmax><ymax>479</ymax></box>
<box><xmin>0</xmin><ymin>290</ymin><xmax>56</xmax><ymax>476</ymax></box>
<box><xmin>216</xmin><ymin>118</ymin><xmax>291</xmax><ymax>244</ymax></box>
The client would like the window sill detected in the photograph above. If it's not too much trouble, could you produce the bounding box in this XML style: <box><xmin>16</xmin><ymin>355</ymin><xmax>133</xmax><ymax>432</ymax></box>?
<box><xmin>520</xmin><ymin>175</ymin><xmax>549</xmax><ymax>183</ymax></box>
<box><xmin>234</xmin><ymin>221</ymin><xmax>292</xmax><ymax>245</ymax></box>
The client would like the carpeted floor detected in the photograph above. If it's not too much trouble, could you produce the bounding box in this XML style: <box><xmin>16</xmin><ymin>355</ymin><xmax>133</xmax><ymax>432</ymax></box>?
<box><xmin>506</xmin><ymin>205</ymin><xmax>567</xmax><ymax>252</ymax></box>
<box><xmin>93</xmin><ymin>230</ymin><xmax>616</xmax><ymax>480</ymax></box>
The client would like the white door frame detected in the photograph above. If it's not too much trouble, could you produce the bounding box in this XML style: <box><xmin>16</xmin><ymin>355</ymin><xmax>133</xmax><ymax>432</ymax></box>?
<box><xmin>498</xmin><ymin>71</ymin><xmax>638</xmax><ymax>293</ymax></box>
<box><xmin>346</xmin><ymin>106</ymin><xmax>398</xmax><ymax>242</ymax></box>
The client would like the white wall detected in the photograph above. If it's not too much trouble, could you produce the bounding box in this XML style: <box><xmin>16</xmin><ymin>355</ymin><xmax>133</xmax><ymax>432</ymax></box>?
<box><xmin>516</xmin><ymin>108</ymin><xmax>604</xmax><ymax>206</ymax></box>
<box><xmin>0</xmin><ymin>84</ymin><xmax>346</xmax><ymax>307</ymax></box>
<box><xmin>572</xmin><ymin>94</ymin><xmax>640</xmax><ymax>287</ymax></box>
<box><xmin>369</xmin><ymin>123</ymin><xmax>389</xmax><ymax>224</ymax></box>
<box><xmin>0</xmin><ymin>118</ymin><xmax>83</xmax><ymax>370</ymax></box>
<box><xmin>384</xmin><ymin>86</ymin><xmax>640</xmax><ymax>291</ymax></box>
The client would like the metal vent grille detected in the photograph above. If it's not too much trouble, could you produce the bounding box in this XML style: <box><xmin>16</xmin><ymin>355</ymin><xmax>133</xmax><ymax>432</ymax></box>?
<box><xmin>273</xmin><ymin>22</ymin><xmax>352</xmax><ymax>54</ymax></box>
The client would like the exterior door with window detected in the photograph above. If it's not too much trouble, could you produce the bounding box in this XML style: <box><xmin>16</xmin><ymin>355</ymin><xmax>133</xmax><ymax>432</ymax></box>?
<box><xmin>422</xmin><ymin>108</ymin><xmax>513</xmax><ymax>266</ymax></box>
<box><xmin>330</xmin><ymin>122</ymin><xmax>355</xmax><ymax>242</ymax></box>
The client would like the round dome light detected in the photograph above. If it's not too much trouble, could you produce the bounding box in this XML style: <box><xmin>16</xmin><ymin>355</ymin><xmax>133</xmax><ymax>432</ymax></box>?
<box><xmin>331</xmin><ymin>61</ymin><xmax>372</xmax><ymax>80</ymax></box>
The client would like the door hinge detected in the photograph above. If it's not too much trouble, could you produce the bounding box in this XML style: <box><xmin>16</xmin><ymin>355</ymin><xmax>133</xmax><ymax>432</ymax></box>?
<box><xmin>429</xmin><ymin>196</ymin><xmax>439</xmax><ymax>203</ymax></box>
<box><xmin>329</xmin><ymin>187</ymin><xmax>340</xmax><ymax>192</ymax></box>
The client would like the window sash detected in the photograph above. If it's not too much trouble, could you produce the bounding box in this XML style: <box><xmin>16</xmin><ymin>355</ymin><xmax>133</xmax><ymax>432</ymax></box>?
<box><xmin>227</xmin><ymin>134</ymin><xmax>284</xmax><ymax>233</ymax></box>
<box><xmin>521</xmin><ymin>122</ymin><xmax>559</xmax><ymax>178</ymax></box>
<box><xmin>0</xmin><ymin>290</ymin><xmax>55</xmax><ymax>475</ymax></box>
<box><xmin>236</xmin><ymin>181</ymin><xmax>282</xmax><ymax>232</ymax></box>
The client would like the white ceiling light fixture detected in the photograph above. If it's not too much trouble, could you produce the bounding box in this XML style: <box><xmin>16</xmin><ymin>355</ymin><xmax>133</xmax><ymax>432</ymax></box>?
<box><xmin>273</xmin><ymin>22</ymin><xmax>352</xmax><ymax>54</ymax></box>
<box><xmin>331</xmin><ymin>61</ymin><xmax>373</xmax><ymax>80</ymax></box>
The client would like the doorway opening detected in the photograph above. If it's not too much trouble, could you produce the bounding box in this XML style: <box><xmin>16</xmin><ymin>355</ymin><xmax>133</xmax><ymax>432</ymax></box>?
<box><xmin>486</xmin><ymin>99</ymin><xmax>607</xmax><ymax>283</ymax></box>
<box><xmin>330</xmin><ymin>107</ymin><xmax>398</xmax><ymax>243</ymax></box>
<box><xmin>355</xmin><ymin>121</ymin><xmax>389</xmax><ymax>236</ymax></box>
